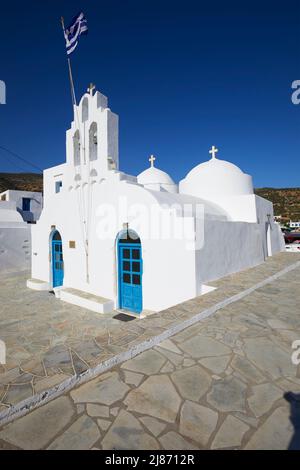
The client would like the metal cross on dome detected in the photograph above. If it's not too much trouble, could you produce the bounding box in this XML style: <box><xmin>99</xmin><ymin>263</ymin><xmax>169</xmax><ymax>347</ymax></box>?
<box><xmin>149</xmin><ymin>154</ymin><xmax>156</xmax><ymax>167</ymax></box>
<box><xmin>209</xmin><ymin>145</ymin><xmax>218</xmax><ymax>159</ymax></box>
<box><xmin>87</xmin><ymin>83</ymin><xmax>96</xmax><ymax>96</ymax></box>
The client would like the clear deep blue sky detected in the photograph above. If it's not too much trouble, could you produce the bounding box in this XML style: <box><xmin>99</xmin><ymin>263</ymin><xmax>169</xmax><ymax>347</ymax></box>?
<box><xmin>0</xmin><ymin>0</ymin><xmax>299</xmax><ymax>187</ymax></box>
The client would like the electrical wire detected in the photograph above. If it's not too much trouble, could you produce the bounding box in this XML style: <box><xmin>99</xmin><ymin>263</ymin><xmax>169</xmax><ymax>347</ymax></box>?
<box><xmin>0</xmin><ymin>145</ymin><xmax>43</xmax><ymax>173</ymax></box>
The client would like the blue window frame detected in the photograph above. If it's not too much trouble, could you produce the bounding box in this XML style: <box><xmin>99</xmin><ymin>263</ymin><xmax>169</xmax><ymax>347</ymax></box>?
<box><xmin>22</xmin><ymin>197</ymin><xmax>31</xmax><ymax>211</ymax></box>
<box><xmin>55</xmin><ymin>181</ymin><xmax>62</xmax><ymax>193</ymax></box>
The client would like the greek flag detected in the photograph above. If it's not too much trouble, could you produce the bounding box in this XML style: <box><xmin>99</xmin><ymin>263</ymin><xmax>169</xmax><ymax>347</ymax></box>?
<box><xmin>64</xmin><ymin>12</ymin><xmax>88</xmax><ymax>55</ymax></box>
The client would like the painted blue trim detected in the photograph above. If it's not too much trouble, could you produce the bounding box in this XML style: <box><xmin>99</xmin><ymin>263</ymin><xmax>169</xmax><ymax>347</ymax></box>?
<box><xmin>55</xmin><ymin>181</ymin><xmax>62</xmax><ymax>193</ymax></box>
<box><xmin>51</xmin><ymin>231</ymin><xmax>64</xmax><ymax>288</ymax></box>
<box><xmin>117</xmin><ymin>239</ymin><xmax>143</xmax><ymax>314</ymax></box>
<box><xmin>22</xmin><ymin>197</ymin><xmax>31</xmax><ymax>211</ymax></box>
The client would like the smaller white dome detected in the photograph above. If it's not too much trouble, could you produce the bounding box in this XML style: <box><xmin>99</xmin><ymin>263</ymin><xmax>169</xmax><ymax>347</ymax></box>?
<box><xmin>137</xmin><ymin>157</ymin><xmax>178</xmax><ymax>193</ymax></box>
<box><xmin>0</xmin><ymin>207</ymin><xmax>24</xmax><ymax>222</ymax></box>
<box><xmin>137</xmin><ymin>166</ymin><xmax>175</xmax><ymax>186</ymax></box>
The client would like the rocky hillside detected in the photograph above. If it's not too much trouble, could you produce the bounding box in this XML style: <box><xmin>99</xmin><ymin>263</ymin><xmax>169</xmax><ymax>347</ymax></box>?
<box><xmin>254</xmin><ymin>188</ymin><xmax>300</xmax><ymax>221</ymax></box>
<box><xmin>0</xmin><ymin>173</ymin><xmax>43</xmax><ymax>193</ymax></box>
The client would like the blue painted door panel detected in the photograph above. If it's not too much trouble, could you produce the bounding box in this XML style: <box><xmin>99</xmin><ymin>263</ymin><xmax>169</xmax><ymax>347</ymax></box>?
<box><xmin>118</xmin><ymin>243</ymin><xmax>143</xmax><ymax>313</ymax></box>
<box><xmin>52</xmin><ymin>240</ymin><xmax>64</xmax><ymax>287</ymax></box>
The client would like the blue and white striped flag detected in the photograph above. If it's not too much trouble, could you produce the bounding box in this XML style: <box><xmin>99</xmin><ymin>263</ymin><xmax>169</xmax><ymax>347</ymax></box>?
<box><xmin>63</xmin><ymin>12</ymin><xmax>88</xmax><ymax>55</ymax></box>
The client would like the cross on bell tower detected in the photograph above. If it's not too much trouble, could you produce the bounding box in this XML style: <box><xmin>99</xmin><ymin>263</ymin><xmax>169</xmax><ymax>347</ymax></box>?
<box><xmin>87</xmin><ymin>83</ymin><xmax>96</xmax><ymax>96</ymax></box>
<box><xmin>149</xmin><ymin>155</ymin><xmax>156</xmax><ymax>167</ymax></box>
<box><xmin>209</xmin><ymin>145</ymin><xmax>218</xmax><ymax>159</ymax></box>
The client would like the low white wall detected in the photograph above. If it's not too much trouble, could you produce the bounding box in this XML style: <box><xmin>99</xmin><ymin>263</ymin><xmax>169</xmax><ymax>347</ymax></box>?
<box><xmin>195</xmin><ymin>219</ymin><xmax>264</xmax><ymax>286</ymax></box>
<box><xmin>0</xmin><ymin>223</ymin><xmax>31</xmax><ymax>271</ymax></box>
<box><xmin>255</xmin><ymin>195</ymin><xmax>285</xmax><ymax>257</ymax></box>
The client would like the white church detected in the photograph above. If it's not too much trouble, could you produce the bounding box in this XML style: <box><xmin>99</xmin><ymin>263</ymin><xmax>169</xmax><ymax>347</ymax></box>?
<box><xmin>27</xmin><ymin>85</ymin><xmax>284</xmax><ymax>314</ymax></box>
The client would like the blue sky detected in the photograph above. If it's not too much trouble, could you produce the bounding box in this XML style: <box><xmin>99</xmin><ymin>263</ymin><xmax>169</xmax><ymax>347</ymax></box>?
<box><xmin>0</xmin><ymin>0</ymin><xmax>299</xmax><ymax>187</ymax></box>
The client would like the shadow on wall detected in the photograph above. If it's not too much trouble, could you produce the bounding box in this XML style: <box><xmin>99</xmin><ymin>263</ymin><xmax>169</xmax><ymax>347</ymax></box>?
<box><xmin>284</xmin><ymin>392</ymin><xmax>300</xmax><ymax>450</ymax></box>
<box><xmin>16</xmin><ymin>207</ymin><xmax>35</xmax><ymax>223</ymax></box>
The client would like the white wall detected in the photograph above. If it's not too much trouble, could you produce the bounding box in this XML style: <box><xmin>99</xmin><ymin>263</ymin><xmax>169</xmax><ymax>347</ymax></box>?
<box><xmin>254</xmin><ymin>195</ymin><xmax>285</xmax><ymax>258</ymax></box>
<box><xmin>31</xmin><ymin>179</ymin><xmax>198</xmax><ymax>311</ymax></box>
<box><xmin>0</xmin><ymin>222</ymin><xmax>31</xmax><ymax>271</ymax></box>
<box><xmin>195</xmin><ymin>219</ymin><xmax>264</xmax><ymax>286</ymax></box>
<box><xmin>0</xmin><ymin>196</ymin><xmax>35</xmax><ymax>272</ymax></box>
<box><xmin>201</xmin><ymin>194</ymin><xmax>258</xmax><ymax>223</ymax></box>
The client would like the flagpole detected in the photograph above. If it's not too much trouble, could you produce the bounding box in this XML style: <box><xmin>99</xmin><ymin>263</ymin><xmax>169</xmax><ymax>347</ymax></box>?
<box><xmin>60</xmin><ymin>15</ymin><xmax>90</xmax><ymax>284</ymax></box>
<box><xmin>60</xmin><ymin>17</ymin><xmax>77</xmax><ymax>109</ymax></box>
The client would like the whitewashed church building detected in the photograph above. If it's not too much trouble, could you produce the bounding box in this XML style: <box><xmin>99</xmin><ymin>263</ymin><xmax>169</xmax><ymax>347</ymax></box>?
<box><xmin>27</xmin><ymin>86</ymin><xmax>284</xmax><ymax>314</ymax></box>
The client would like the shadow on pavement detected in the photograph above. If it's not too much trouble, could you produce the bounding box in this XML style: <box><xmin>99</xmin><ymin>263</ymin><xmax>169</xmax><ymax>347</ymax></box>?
<box><xmin>284</xmin><ymin>392</ymin><xmax>300</xmax><ymax>450</ymax></box>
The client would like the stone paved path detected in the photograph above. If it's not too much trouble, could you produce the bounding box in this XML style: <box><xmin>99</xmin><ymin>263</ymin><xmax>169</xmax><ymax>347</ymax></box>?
<box><xmin>0</xmin><ymin>253</ymin><xmax>299</xmax><ymax>417</ymax></box>
<box><xmin>0</xmin><ymin>255</ymin><xmax>299</xmax><ymax>449</ymax></box>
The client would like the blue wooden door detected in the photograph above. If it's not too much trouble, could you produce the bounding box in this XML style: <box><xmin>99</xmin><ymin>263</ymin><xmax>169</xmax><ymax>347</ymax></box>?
<box><xmin>118</xmin><ymin>243</ymin><xmax>143</xmax><ymax>313</ymax></box>
<box><xmin>52</xmin><ymin>239</ymin><xmax>64</xmax><ymax>287</ymax></box>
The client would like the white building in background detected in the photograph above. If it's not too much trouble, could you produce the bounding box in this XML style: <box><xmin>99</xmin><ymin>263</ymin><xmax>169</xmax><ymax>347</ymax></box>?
<box><xmin>27</xmin><ymin>86</ymin><xmax>285</xmax><ymax>314</ymax></box>
<box><xmin>0</xmin><ymin>189</ymin><xmax>42</xmax><ymax>270</ymax></box>
<box><xmin>290</xmin><ymin>221</ymin><xmax>300</xmax><ymax>228</ymax></box>
<box><xmin>0</xmin><ymin>189</ymin><xmax>42</xmax><ymax>223</ymax></box>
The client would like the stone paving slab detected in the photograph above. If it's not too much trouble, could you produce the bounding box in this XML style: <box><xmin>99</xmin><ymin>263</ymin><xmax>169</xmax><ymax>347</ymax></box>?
<box><xmin>0</xmin><ymin>253</ymin><xmax>300</xmax><ymax>433</ymax></box>
<box><xmin>0</xmin><ymin>258</ymin><xmax>300</xmax><ymax>449</ymax></box>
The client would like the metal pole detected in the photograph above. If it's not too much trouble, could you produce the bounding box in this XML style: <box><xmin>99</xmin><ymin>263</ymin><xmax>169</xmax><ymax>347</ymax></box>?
<box><xmin>60</xmin><ymin>16</ymin><xmax>90</xmax><ymax>283</ymax></box>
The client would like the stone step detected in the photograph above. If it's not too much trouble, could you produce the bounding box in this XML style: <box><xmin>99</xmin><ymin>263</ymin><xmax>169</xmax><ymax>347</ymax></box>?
<box><xmin>59</xmin><ymin>287</ymin><xmax>114</xmax><ymax>314</ymax></box>
<box><xmin>27</xmin><ymin>278</ymin><xmax>50</xmax><ymax>291</ymax></box>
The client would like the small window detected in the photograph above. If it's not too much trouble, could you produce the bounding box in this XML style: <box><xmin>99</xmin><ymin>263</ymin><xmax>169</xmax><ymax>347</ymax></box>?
<box><xmin>123</xmin><ymin>261</ymin><xmax>130</xmax><ymax>271</ymax></box>
<box><xmin>22</xmin><ymin>198</ymin><xmax>31</xmax><ymax>211</ymax></box>
<box><xmin>132</xmin><ymin>262</ymin><xmax>140</xmax><ymax>273</ymax></box>
<box><xmin>55</xmin><ymin>181</ymin><xmax>62</xmax><ymax>193</ymax></box>
<box><xmin>123</xmin><ymin>249</ymin><xmax>130</xmax><ymax>259</ymax></box>
<box><xmin>89</xmin><ymin>122</ymin><xmax>98</xmax><ymax>161</ymax></box>
<box><xmin>1</xmin><ymin>194</ymin><xmax>6</xmax><ymax>201</ymax></box>
<box><xmin>132</xmin><ymin>274</ymin><xmax>140</xmax><ymax>285</ymax></box>
<box><xmin>73</xmin><ymin>130</ymin><xmax>80</xmax><ymax>166</ymax></box>
<box><xmin>82</xmin><ymin>97</ymin><xmax>89</xmax><ymax>122</ymax></box>
<box><xmin>132</xmin><ymin>249</ymin><xmax>140</xmax><ymax>260</ymax></box>
<box><xmin>123</xmin><ymin>273</ymin><xmax>131</xmax><ymax>283</ymax></box>
<box><xmin>52</xmin><ymin>230</ymin><xmax>62</xmax><ymax>241</ymax></box>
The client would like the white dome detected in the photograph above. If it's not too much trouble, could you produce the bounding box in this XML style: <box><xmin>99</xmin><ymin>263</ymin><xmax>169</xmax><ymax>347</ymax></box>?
<box><xmin>137</xmin><ymin>165</ymin><xmax>177</xmax><ymax>193</ymax></box>
<box><xmin>0</xmin><ymin>208</ymin><xmax>24</xmax><ymax>222</ymax></box>
<box><xmin>137</xmin><ymin>166</ymin><xmax>175</xmax><ymax>186</ymax></box>
<box><xmin>187</xmin><ymin>158</ymin><xmax>243</xmax><ymax>178</ymax></box>
<box><xmin>180</xmin><ymin>157</ymin><xmax>253</xmax><ymax>199</ymax></box>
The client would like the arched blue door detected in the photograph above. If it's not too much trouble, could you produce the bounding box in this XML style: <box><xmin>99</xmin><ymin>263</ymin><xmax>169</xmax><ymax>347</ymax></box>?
<box><xmin>51</xmin><ymin>230</ymin><xmax>64</xmax><ymax>288</ymax></box>
<box><xmin>118</xmin><ymin>230</ymin><xmax>143</xmax><ymax>313</ymax></box>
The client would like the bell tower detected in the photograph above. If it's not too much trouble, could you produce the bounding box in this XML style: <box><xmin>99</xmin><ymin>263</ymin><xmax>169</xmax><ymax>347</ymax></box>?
<box><xmin>66</xmin><ymin>85</ymin><xmax>119</xmax><ymax>177</ymax></box>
